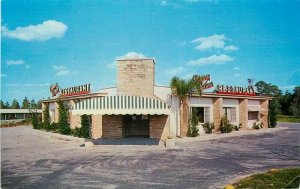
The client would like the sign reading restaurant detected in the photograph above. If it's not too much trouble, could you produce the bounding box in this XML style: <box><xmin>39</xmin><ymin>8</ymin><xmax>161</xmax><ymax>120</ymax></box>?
<box><xmin>50</xmin><ymin>83</ymin><xmax>91</xmax><ymax>97</ymax></box>
<box><xmin>216</xmin><ymin>84</ymin><xmax>256</xmax><ymax>96</ymax></box>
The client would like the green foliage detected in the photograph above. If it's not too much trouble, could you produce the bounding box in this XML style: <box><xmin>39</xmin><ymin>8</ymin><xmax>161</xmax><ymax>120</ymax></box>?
<box><xmin>269</xmin><ymin>98</ymin><xmax>280</xmax><ymax>128</ymax></box>
<box><xmin>30</xmin><ymin>99</ymin><xmax>37</xmax><ymax>109</ymax></box>
<box><xmin>278</xmin><ymin>115</ymin><xmax>300</xmax><ymax>123</ymax></box>
<box><xmin>22</xmin><ymin>97</ymin><xmax>30</xmax><ymax>109</ymax></box>
<box><xmin>202</xmin><ymin>122</ymin><xmax>214</xmax><ymax>134</ymax></box>
<box><xmin>233</xmin><ymin>168</ymin><xmax>300</xmax><ymax>189</ymax></box>
<box><xmin>0</xmin><ymin>100</ymin><xmax>5</xmax><ymax>109</ymax></box>
<box><xmin>71</xmin><ymin>115</ymin><xmax>91</xmax><ymax>138</ymax></box>
<box><xmin>290</xmin><ymin>86</ymin><xmax>300</xmax><ymax>116</ymax></box>
<box><xmin>255</xmin><ymin>81</ymin><xmax>282</xmax><ymax>97</ymax></box>
<box><xmin>233</xmin><ymin>123</ymin><xmax>242</xmax><ymax>131</ymax></box>
<box><xmin>57</xmin><ymin>99</ymin><xmax>71</xmax><ymax>135</ymax></box>
<box><xmin>187</xmin><ymin>111</ymin><xmax>199</xmax><ymax>137</ymax></box>
<box><xmin>11</xmin><ymin>98</ymin><xmax>20</xmax><ymax>109</ymax></box>
<box><xmin>31</xmin><ymin>111</ymin><xmax>40</xmax><ymax>129</ymax></box>
<box><xmin>220</xmin><ymin>116</ymin><xmax>234</xmax><ymax>133</ymax></box>
<box><xmin>43</xmin><ymin>103</ymin><xmax>51</xmax><ymax>128</ymax></box>
<box><xmin>5</xmin><ymin>101</ymin><xmax>10</xmax><ymax>109</ymax></box>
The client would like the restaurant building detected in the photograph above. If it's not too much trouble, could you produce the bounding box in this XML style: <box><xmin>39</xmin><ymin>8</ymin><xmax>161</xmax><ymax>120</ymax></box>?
<box><xmin>41</xmin><ymin>58</ymin><xmax>272</xmax><ymax>141</ymax></box>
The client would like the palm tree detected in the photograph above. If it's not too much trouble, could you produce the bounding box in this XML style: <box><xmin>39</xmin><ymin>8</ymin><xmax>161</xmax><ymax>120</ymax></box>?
<box><xmin>170</xmin><ymin>76</ymin><xmax>202</xmax><ymax>137</ymax></box>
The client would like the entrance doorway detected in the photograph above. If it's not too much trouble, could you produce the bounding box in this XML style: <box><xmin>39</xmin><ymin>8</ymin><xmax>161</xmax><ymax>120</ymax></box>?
<box><xmin>123</xmin><ymin>115</ymin><xmax>149</xmax><ymax>138</ymax></box>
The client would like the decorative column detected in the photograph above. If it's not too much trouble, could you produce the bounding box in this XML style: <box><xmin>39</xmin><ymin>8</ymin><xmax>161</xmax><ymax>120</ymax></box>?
<box><xmin>239</xmin><ymin>99</ymin><xmax>248</xmax><ymax>130</ymax></box>
<box><xmin>213</xmin><ymin>97</ymin><xmax>223</xmax><ymax>131</ymax></box>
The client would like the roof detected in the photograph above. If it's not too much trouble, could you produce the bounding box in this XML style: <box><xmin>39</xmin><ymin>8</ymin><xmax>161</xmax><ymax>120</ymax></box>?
<box><xmin>40</xmin><ymin>92</ymin><xmax>108</xmax><ymax>103</ymax></box>
<box><xmin>0</xmin><ymin>109</ymin><xmax>42</xmax><ymax>114</ymax></box>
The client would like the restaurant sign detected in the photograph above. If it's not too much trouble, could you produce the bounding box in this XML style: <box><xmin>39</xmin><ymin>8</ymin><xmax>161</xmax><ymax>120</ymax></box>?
<box><xmin>50</xmin><ymin>83</ymin><xmax>91</xmax><ymax>97</ymax></box>
<box><xmin>216</xmin><ymin>85</ymin><xmax>256</xmax><ymax>96</ymax></box>
<box><xmin>192</xmin><ymin>74</ymin><xmax>214</xmax><ymax>90</ymax></box>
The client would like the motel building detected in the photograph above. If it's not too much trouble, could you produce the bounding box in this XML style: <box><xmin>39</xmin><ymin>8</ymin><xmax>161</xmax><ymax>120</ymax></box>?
<box><xmin>41</xmin><ymin>58</ymin><xmax>272</xmax><ymax>142</ymax></box>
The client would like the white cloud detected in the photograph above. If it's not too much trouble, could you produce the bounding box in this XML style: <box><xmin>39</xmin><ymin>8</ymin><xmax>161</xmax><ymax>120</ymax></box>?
<box><xmin>233</xmin><ymin>66</ymin><xmax>240</xmax><ymax>70</ymax></box>
<box><xmin>187</xmin><ymin>54</ymin><xmax>234</xmax><ymax>66</ymax></box>
<box><xmin>107</xmin><ymin>62</ymin><xmax>117</xmax><ymax>69</ymax></box>
<box><xmin>116</xmin><ymin>52</ymin><xmax>149</xmax><ymax>60</ymax></box>
<box><xmin>6</xmin><ymin>59</ymin><xmax>25</xmax><ymax>65</ymax></box>
<box><xmin>192</xmin><ymin>34</ymin><xmax>226</xmax><ymax>51</ymax></box>
<box><xmin>161</xmin><ymin>0</ymin><xmax>167</xmax><ymax>6</ymax></box>
<box><xmin>224</xmin><ymin>45</ymin><xmax>239</xmax><ymax>51</ymax></box>
<box><xmin>1</xmin><ymin>73</ymin><xmax>7</xmax><ymax>78</ymax></box>
<box><xmin>165</xmin><ymin>67</ymin><xmax>184</xmax><ymax>75</ymax></box>
<box><xmin>53</xmin><ymin>65</ymin><xmax>78</xmax><ymax>76</ymax></box>
<box><xmin>2</xmin><ymin>20</ymin><xmax>68</xmax><ymax>41</ymax></box>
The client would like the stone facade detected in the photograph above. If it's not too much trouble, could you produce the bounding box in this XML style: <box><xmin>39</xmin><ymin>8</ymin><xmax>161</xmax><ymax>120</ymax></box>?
<box><xmin>91</xmin><ymin>115</ymin><xmax>102</xmax><ymax>139</ymax></box>
<box><xmin>102</xmin><ymin>115</ymin><xmax>123</xmax><ymax>138</ymax></box>
<box><xmin>260</xmin><ymin>99</ymin><xmax>269</xmax><ymax>128</ymax></box>
<box><xmin>149</xmin><ymin>115</ymin><xmax>170</xmax><ymax>141</ymax></box>
<box><xmin>213</xmin><ymin>97</ymin><xmax>223</xmax><ymax>131</ymax></box>
<box><xmin>70</xmin><ymin>114</ymin><xmax>81</xmax><ymax>129</ymax></box>
<box><xmin>117</xmin><ymin>59</ymin><xmax>155</xmax><ymax>97</ymax></box>
<box><xmin>239</xmin><ymin>99</ymin><xmax>248</xmax><ymax>130</ymax></box>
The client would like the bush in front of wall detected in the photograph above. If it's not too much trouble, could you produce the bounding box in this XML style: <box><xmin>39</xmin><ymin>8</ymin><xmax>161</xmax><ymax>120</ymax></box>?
<box><xmin>233</xmin><ymin>123</ymin><xmax>242</xmax><ymax>131</ymax></box>
<box><xmin>202</xmin><ymin>122</ymin><xmax>215</xmax><ymax>134</ymax></box>
<box><xmin>187</xmin><ymin>111</ymin><xmax>199</xmax><ymax>137</ymax></box>
<box><xmin>253</xmin><ymin>122</ymin><xmax>264</xmax><ymax>130</ymax></box>
<box><xmin>220</xmin><ymin>116</ymin><xmax>234</xmax><ymax>133</ymax></box>
<box><xmin>57</xmin><ymin>99</ymin><xmax>71</xmax><ymax>135</ymax></box>
<box><xmin>71</xmin><ymin>115</ymin><xmax>91</xmax><ymax>138</ymax></box>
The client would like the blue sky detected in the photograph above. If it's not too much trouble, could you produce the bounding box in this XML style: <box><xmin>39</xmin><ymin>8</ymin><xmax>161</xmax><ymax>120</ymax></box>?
<box><xmin>1</xmin><ymin>0</ymin><xmax>300</xmax><ymax>103</ymax></box>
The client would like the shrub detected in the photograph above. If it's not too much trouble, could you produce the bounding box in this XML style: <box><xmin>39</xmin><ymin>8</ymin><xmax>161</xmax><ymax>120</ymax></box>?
<box><xmin>57</xmin><ymin>99</ymin><xmax>71</xmax><ymax>135</ymax></box>
<box><xmin>202</xmin><ymin>122</ymin><xmax>214</xmax><ymax>134</ymax></box>
<box><xmin>220</xmin><ymin>116</ymin><xmax>234</xmax><ymax>133</ymax></box>
<box><xmin>233</xmin><ymin>123</ymin><xmax>242</xmax><ymax>131</ymax></box>
<box><xmin>71</xmin><ymin>115</ymin><xmax>91</xmax><ymax>138</ymax></box>
<box><xmin>31</xmin><ymin>112</ymin><xmax>40</xmax><ymax>129</ymax></box>
<box><xmin>187</xmin><ymin>111</ymin><xmax>199</xmax><ymax>137</ymax></box>
<box><xmin>253</xmin><ymin>122</ymin><xmax>264</xmax><ymax>130</ymax></box>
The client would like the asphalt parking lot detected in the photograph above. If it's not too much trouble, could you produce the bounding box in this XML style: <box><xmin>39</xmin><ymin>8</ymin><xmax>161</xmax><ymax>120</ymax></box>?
<box><xmin>1</xmin><ymin>123</ymin><xmax>300</xmax><ymax>189</ymax></box>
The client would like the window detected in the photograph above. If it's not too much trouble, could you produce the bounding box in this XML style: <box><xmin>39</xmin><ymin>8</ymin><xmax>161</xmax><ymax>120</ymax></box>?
<box><xmin>192</xmin><ymin>107</ymin><xmax>210</xmax><ymax>123</ymax></box>
<box><xmin>223</xmin><ymin>107</ymin><xmax>237</xmax><ymax>122</ymax></box>
<box><xmin>248</xmin><ymin>111</ymin><xmax>259</xmax><ymax>120</ymax></box>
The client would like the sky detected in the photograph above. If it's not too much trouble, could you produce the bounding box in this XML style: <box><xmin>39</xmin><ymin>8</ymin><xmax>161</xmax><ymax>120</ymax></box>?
<box><xmin>1</xmin><ymin>0</ymin><xmax>300</xmax><ymax>103</ymax></box>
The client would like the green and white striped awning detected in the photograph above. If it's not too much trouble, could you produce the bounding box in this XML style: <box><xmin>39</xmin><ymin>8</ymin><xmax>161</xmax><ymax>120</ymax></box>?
<box><xmin>72</xmin><ymin>95</ymin><xmax>170</xmax><ymax>115</ymax></box>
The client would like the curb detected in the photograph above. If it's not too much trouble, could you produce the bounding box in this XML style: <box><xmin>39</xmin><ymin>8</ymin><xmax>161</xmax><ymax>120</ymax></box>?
<box><xmin>33</xmin><ymin>128</ymin><xmax>85</xmax><ymax>143</ymax></box>
<box><xmin>175</xmin><ymin>127</ymin><xmax>287</xmax><ymax>145</ymax></box>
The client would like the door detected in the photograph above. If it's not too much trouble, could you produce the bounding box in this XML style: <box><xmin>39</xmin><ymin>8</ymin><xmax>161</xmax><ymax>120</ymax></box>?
<box><xmin>123</xmin><ymin>115</ymin><xmax>149</xmax><ymax>138</ymax></box>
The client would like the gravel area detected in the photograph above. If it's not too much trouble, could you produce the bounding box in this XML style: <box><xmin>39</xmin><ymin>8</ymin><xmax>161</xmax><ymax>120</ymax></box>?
<box><xmin>1</xmin><ymin>123</ymin><xmax>299</xmax><ymax>189</ymax></box>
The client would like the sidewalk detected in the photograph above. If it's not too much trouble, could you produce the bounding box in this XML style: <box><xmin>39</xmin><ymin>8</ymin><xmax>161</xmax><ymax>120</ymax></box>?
<box><xmin>174</xmin><ymin>126</ymin><xmax>288</xmax><ymax>145</ymax></box>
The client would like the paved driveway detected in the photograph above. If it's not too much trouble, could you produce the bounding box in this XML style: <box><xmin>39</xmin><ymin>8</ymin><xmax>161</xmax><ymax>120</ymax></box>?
<box><xmin>1</xmin><ymin>123</ymin><xmax>300</xmax><ymax>189</ymax></box>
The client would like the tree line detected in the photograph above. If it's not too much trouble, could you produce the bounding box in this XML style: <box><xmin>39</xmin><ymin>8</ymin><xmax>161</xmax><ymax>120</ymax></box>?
<box><xmin>0</xmin><ymin>97</ymin><xmax>42</xmax><ymax>109</ymax></box>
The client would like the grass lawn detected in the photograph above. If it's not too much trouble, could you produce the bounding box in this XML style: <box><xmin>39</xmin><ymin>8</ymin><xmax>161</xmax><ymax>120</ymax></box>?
<box><xmin>278</xmin><ymin>115</ymin><xmax>300</xmax><ymax>123</ymax></box>
<box><xmin>233</xmin><ymin>168</ymin><xmax>300</xmax><ymax>189</ymax></box>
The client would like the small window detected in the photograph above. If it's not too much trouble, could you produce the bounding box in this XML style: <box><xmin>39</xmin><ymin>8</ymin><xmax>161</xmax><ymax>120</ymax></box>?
<box><xmin>248</xmin><ymin>111</ymin><xmax>259</xmax><ymax>120</ymax></box>
<box><xmin>223</xmin><ymin>107</ymin><xmax>237</xmax><ymax>122</ymax></box>
<box><xmin>192</xmin><ymin>107</ymin><xmax>204</xmax><ymax>123</ymax></box>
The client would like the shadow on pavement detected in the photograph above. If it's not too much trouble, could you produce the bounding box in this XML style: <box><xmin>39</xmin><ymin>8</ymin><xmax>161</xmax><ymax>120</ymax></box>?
<box><xmin>92</xmin><ymin>138</ymin><xmax>161</xmax><ymax>146</ymax></box>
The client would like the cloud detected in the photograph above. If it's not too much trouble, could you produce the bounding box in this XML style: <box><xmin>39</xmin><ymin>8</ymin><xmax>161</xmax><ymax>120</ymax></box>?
<box><xmin>53</xmin><ymin>65</ymin><xmax>78</xmax><ymax>76</ymax></box>
<box><xmin>2</xmin><ymin>20</ymin><xmax>68</xmax><ymax>41</ymax></box>
<box><xmin>116</xmin><ymin>52</ymin><xmax>149</xmax><ymax>60</ymax></box>
<box><xmin>1</xmin><ymin>73</ymin><xmax>7</xmax><ymax>78</ymax></box>
<box><xmin>161</xmin><ymin>0</ymin><xmax>167</xmax><ymax>6</ymax></box>
<box><xmin>192</xmin><ymin>34</ymin><xmax>226</xmax><ymax>51</ymax></box>
<box><xmin>233</xmin><ymin>66</ymin><xmax>240</xmax><ymax>70</ymax></box>
<box><xmin>6</xmin><ymin>59</ymin><xmax>25</xmax><ymax>65</ymax></box>
<box><xmin>107</xmin><ymin>62</ymin><xmax>117</xmax><ymax>69</ymax></box>
<box><xmin>224</xmin><ymin>45</ymin><xmax>239</xmax><ymax>51</ymax></box>
<box><xmin>5</xmin><ymin>83</ymin><xmax>50</xmax><ymax>87</ymax></box>
<box><xmin>187</xmin><ymin>54</ymin><xmax>234</xmax><ymax>66</ymax></box>
<box><xmin>165</xmin><ymin>67</ymin><xmax>184</xmax><ymax>75</ymax></box>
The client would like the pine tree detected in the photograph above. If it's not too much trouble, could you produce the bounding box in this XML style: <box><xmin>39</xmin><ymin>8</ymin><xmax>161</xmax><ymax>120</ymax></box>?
<box><xmin>30</xmin><ymin>99</ymin><xmax>37</xmax><ymax>109</ymax></box>
<box><xmin>0</xmin><ymin>100</ymin><xmax>5</xmax><ymax>109</ymax></box>
<box><xmin>11</xmin><ymin>98</ymin><xmax>20</xmax><ymax>109</ymax></box>
<box><xmin>22</xmin><ymin>97</ymin><xmax>30</xmax><ymax>109</ymax></box>
<box><xmin>5</xmin><ymin>102</ymin><xmax>10</xmax><ymax>109</ymax></box>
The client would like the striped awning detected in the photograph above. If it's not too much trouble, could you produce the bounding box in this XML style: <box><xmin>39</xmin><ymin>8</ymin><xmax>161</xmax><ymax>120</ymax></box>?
<box><xmin>72</xmin><ymin>95</ymin><xmax>170</xmax><ymax>115</ymax></box>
